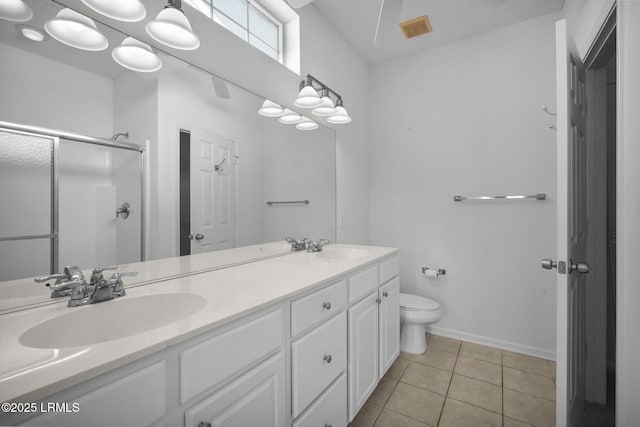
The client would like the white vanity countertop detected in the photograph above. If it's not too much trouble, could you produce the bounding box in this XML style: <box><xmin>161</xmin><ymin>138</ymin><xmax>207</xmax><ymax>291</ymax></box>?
<box><xmin>0</xmin><ymin>244</ymin><xmax>398</xmax><ymax>404</ymax></box>
<box><xmin>0</xmin><ymin>241</ymin><xmax>294</xmax><ymax>314</ymax></box>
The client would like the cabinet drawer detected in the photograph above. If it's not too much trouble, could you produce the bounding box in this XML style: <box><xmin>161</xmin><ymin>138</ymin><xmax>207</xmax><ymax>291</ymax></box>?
<box><xmin>348</xmin><ymin>266</ymin><xmax>378</xmax><ymax>303</ymax></box>
<box><xmin>379</xmin><ymin>256</ymin><xmax>399</xmax><ymax>284</ymax></box>
<box><xmin>185</xmin><ymin>352</ymin><xmax>286</xmax><ymax>427</ymax></box>
<box><xmin>293</xmin><ymin>373</ymin><xmax>347</xmax><ymax>427</ymax></box>
<box><xmin>291</xmin><ymin>280</ymin><xmax>347</xmax><ymax>337</ymax></box>
<box><xmin>292</xmin><ymin>311</ymin><xmax>347</xmax><ymax>418</ymax></box>
<box><xmin>180</xmin><ymin>307</ymin><xmax>284</xmax><ymax>404</ymax></box>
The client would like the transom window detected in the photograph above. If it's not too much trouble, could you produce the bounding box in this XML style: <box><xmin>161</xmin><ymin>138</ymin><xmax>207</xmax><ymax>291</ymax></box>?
<box><xmin>185</xmin><ymin>0</ymin><xmax>282</xmax><ymax>61</ymax></box>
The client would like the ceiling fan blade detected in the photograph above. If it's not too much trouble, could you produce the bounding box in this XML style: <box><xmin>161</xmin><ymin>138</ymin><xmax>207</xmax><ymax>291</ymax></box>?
<box><xmin>285</xmin><ymin>0</ymin><xmax>314</xmax><ymax>9</ymax></box>
<box><xmin>374</xmin><ymin>0</ymin><xmax>403</xmax><ymax>47</ymax></box>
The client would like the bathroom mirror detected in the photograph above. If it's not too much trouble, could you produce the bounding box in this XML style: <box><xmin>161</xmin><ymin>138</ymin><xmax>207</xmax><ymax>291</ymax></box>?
<box><xmin>0</xmin><ymin>0</ymin><xmax>336</xmax><ymax>299</ymax></box>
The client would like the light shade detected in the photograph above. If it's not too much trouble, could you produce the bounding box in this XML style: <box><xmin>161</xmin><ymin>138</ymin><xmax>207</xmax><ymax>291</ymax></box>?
<box><xmin>81</xmin><ymin>0</ymin><xmax>146</xmax><ymax>22</ymax></box>
<box><xmin>327</xmin><ymin>106</ymin><xmax>352</xmax><ymax>124</ymax></box>
<box><xmin>258</xmin><ymin>100</ymin><xmax>284</xmax><ymax>117</ymax></box>
<box><xmin>296</xmin><ymin>117</ymin><xmax>319</xmax><ymax>131</ymax></box>
<box><xmin>146</xmin><ymin>6</ymin><xmax>200</xmax><ymax>50</ymax></box>
<box><xmin>312</xmin><ymin>89</ymin><xmax>337</xmax><ymax>116</ymax></box>
<box><xmin>278</xmin><ymin>109</ymin><xmax>302</xmax><ymax>124</ymax></box>
<box><xmin>44</xmin><ymin>8</ymin><xmax>108</xmax><ymax>51</ymax></box>
<box><xmin>112</xmin><ymin>37</ymin><xmax>162</xmax><ymax>72</ymax></box>
<box><xmin>0</xmin><ymin>0</ymin><xmax>33</xmax><ymax>22</ymax></box>
<box><xmin>17</xmin><ymin>24</ymin><xmax>47</xmax><ymax>42</ymax></box>
<box><xmin>294</xmin><ymin>85</ymin><xmax>322</xmax><ymax>108</ymax></box>
<box><xmin>327</xmin><ymin>100</ymin><xmax>352</xmax><ymax>124</ymax></box>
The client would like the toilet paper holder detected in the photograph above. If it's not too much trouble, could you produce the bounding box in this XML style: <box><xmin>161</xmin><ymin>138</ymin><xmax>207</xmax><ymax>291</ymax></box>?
<box><xmin>422</xmin><ymin>267</ymin><xmax>446</xmax><ymax>277</ymax></box>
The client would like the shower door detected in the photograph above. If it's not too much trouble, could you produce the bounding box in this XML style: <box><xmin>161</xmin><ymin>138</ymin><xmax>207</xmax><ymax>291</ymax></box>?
<box><xmin>0</xmin><ymin>129</ymin><xmax>56</xmax><ymax>281</ymax></box>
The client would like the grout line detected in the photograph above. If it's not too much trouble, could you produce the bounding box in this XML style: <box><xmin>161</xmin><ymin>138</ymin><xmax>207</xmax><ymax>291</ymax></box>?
<box><xmin>445</xmin><ymin>395</ymin><xmax>503</xmax><ymax>416</ymax></box>
<box><xmin>435</xmin><ymin>338</ymin><xmax>461</xmax><ymax>427</ymax></box>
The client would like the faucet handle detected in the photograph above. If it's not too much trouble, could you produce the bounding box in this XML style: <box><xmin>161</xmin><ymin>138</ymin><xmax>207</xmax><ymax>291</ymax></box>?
<box><xmin>34</xmin><ymin>273</ymin><xmax>67</xmax><ymax>283</ymax></box>
<box><xmin>90</xmin><ymin>266</ymin><xmax>118</xmax><ymax>284</ymax></box>
<box><xmin>92</xmin><ymin>266</ymin><xmax>118</xmax><ymax>274</ymax></box>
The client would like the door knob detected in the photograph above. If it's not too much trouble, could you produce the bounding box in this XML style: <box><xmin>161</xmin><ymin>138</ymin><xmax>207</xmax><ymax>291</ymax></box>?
<box><xmin>195</xmin><ymin>234</ymin><xmax>204</xmax><ymax>241</ymax></box>
<box><xmin>541</xmin><ymin>259</ymin><xmax>557</xmax><ymax>270</ymax></box>
<box><xmin>570</xmin><ymin>260</ymin><xmax>591</xmax><ymax>274</ymax></box>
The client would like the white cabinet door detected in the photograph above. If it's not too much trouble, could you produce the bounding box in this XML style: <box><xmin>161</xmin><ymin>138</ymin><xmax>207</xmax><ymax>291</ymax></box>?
<box><xmin>379</xmin><ymin>277</ymin><xmax>400</xmax><ymax>378</ymax></box>
<box><xmin>347</xmin><ymin>292</ymin><xmax>379</xmax><ymax>421</ymax></box>
<box><xmin>185</xmin><ymin>353</ymin><xmax>286</xmax><ymax>427</ymax></box>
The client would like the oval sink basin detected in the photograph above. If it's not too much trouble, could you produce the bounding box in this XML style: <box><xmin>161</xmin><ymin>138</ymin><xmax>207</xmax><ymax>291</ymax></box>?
<box><xmin>316</xmin><ymin>248</ymin><xmax>370</xmax><ymax>260</ymax></box>
<box><xmin>19</xmin><ymin>293</ymin><xmax>207</xmax><ymax>349</ymax></box>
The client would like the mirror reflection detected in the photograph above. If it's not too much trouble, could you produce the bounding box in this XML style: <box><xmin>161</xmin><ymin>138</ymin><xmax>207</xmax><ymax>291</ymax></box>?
<box><xmin>0</xmin><ymin>0</ymin><xmax>336</xmax><ymax>287</ymax></box>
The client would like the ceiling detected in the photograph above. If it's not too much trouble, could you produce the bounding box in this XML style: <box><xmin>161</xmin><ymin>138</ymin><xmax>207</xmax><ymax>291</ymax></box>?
<box><xmin>310</xmin><ymin>0</ymin><xmax>566</xmax><ymax>64</ymax></box>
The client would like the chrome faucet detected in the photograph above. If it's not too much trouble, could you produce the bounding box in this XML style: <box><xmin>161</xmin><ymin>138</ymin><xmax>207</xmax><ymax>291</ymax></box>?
<box><xmin>35</xmin><ymin>266</ymin><xmax>136</xmax><ymax>307</ymax></box>
<box><xmin>306</xmin><ymin>239</ymin><xmax>331</xmax><ymax>253</ymax></box>
<box><xmin>285</xmin><ymin>236</ymin><xmax>308</xmax><ymax>251</ymax></box>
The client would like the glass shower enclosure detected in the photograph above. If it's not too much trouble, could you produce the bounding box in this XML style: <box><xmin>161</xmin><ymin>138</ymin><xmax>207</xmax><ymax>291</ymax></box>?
<box><xmin>0</xmin><ymin>124</ymin><xmax>144</xmax><ymax>282</ymax></box>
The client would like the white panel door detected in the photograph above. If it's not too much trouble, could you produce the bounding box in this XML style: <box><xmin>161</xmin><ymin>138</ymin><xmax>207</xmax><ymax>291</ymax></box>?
<box><xmin>347</xmin><ymin>292</ymin><xmax>379</xmax><ymax>422</ymax></box>
<box><xmin>553</xmin><ymin>19</ymin><xmax>589</xmax><ymax>427</ymax></box>
<box><xmin>379</xmin><ymin>277</ymin><xmax>400</xmax><ymax>378</ymax></box>
<box><xmin>190</xmin><ymin>128</ymin><xmax>236</xmax><ymax>254</ymax></box>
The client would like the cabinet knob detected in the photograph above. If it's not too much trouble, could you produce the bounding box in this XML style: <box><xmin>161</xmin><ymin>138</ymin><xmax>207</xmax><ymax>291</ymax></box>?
<box><xmin>323</xmin><ymin>354</ymin><xmax>332</xmax><ymax>363</ymax></box>
<box><xmin>322</xmin><ymin>301</ymin><xmax>332</xmax><ymax>310</ymax></box>
<box><xmin>376</xmin><ymin>297</ymin><xmax>382</xmax><ymax>304</ymax></box>
<box><xmin>198</xmin><ymin>422</ymin><xmax>211</xmax><ymax>427</ymax></box>
<box><xmin>383</xmin><ymin>291</ymin><xmax>389</xmax><ymax>298</ymax></box>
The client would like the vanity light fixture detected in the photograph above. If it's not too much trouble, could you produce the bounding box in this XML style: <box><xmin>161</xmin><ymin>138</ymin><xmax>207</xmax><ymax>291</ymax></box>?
<box><xmin>81</xmin><ymin>0</ymin><xmax>146</xmax><ymax>23</ymax></box>
<box><xmin>17</xmin><ymin>24</ymin><xmax>48</xmax><ymax>42</ymax></box>
<box><xmin>327</xmin><ymin>99</ymin><xmax>352</xmax><ymax>124</ymax></box>
<box><xmin>112</xmin><ymin>37</ymin><xmax>162</xmax><ymax>73</ymax></box>
<box><xmin>146</xmin><ymin>0</ymin><xmax>200</xmax><ymax>51</ymax></box>
<box><xmin>294</xmin><ymin>74</ymin><xmax>350</xmax><ymax>125</ymax></box>
<box><xmin>278</xmin><ymin>109</ymin><xmax>302</xmax><ymax>124</ymax></box>
<box><xmin>258</xmin><ymin>100</ymin><xmax>284</xmax><ymax>117</ymax></box>
<box><xmin>296</xmin><ymin>117</ymin><xmax>319</xmax><ymax>131</ymax></box>
<box><xmin>44</xmin><ymin>8</ymin><xmax>108</xmax><ymax>51</ymax></box>
<box><xmin>294</xmin><ymin>76</ymin><xmax>322</xmax><ymax>108</ymax></box>
<box><xmin>311</xmin><ymin>88</ymin><xmax>337</xmax><ymax>116</ymax></box>
<box><xmin>0</xmin><ymin>0</ymin><xmax>33</xmax><ymax>22</ymax></box>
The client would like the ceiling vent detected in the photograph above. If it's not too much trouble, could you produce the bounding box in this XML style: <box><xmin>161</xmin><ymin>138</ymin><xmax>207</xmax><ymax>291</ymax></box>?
<box><xmin>399</xmin><ymin>15</ymin><xmax>432</xmax><ymax>39</ymax></box>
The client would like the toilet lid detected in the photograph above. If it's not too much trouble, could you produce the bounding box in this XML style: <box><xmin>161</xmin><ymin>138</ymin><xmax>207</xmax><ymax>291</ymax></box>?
<box><xmin>400</xmin><ymin>293</ymin><xmax>440</xmax><ymax>311</ymax></box>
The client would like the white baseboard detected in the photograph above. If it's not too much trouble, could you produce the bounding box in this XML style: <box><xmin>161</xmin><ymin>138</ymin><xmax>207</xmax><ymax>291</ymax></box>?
<box><xmin>426</xmin><ymin>325</ymin><xmax>556</xmax><ymax>361</ymax></box>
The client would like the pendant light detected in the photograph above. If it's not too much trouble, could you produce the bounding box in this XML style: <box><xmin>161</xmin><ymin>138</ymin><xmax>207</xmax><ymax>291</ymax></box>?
<box><xmin>112</xmin><ymin>37</ymin><xmax>162</xmax><ymax>72</ymax></box>
<box><xmin>146</xmin><ymin>0</ymin><xmax>200</xmax><ymax>51</ymax></box>
<box><xmin>327</xmin><ymin>99</ymin><xmax>352</xmax><ymax>124</ymax></box>
<box><xmin>311</xmin><ymin>88</ymin><xmax>337</xmax><ymax>116</ymax></box>
<box><xmin>296</xmin><ymin>117</ymin><xmax>319</xmax><ymax>131</ymax></box>
<box><xmin>278</xmin><ymin>109</ymin><xmax>302</xmax><ymax>124</ymax></box>
<box><xmin>45</xmin><ymin>8</ymin><xmax>108</xmax><ymax>51</ymax></box>
<box><xmin>17</xmin><ymin>24</ymin><xmax>48</xmax><ymax>42</ymax></box>
<box><xmin>258</xmin><ymin>100</ymin><xmax>284</xmax><ymax>117</ymax></box>
<box><xmin>0</xmin><ymin>0</ymin><xmax>33</xmax><ymax>22</ymax></box>
<box><xmin>294</xmin><ymin>76</ymin><xmax>321</xmax><ymax>108</ymax></box>
<box><xmin>81</xmin><ymin>0</ymin><xmax>146</xmax><ymax>22</ymax></box>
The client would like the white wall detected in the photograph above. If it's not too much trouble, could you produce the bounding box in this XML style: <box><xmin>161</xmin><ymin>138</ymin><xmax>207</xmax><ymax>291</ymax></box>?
<box><xmin>0</xmin><ymin>42</ymin><xmax>113</xmax><ymax>138</ymax></box>
<box><xmin>262</xmin><ymin>120</ymin><xmax>336</xmax><ymax>241</ymax></box>
<box><xmin>369</xmin><ymin>13</ymin><xmax>561</xmax><ymax>358</ymax></box>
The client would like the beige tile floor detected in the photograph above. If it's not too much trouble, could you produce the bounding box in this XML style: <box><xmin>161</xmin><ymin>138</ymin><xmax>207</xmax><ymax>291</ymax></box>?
<box><xmin>349</xmin><ymin>333</ymin><xmax>557</xmax><ymax>427</ymax></box>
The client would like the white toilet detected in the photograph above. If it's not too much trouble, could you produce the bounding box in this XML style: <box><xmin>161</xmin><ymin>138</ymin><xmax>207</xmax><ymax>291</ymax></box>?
<box><xmin>399</xmin><ymin>293</ymin><xmax>441</xmax><ymax>354</ymax></box>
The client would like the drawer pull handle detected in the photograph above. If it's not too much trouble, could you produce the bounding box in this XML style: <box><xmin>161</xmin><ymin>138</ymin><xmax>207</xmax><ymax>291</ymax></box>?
<box><xmin>323</xmin><ymin>354</ymin><xmax>332</xmax><ymax>363</ymax></box>
<box><xmin>323</xmin><ymin>301</ymin><xmax>332</xmax><ymax>310</ymax></box>
<box><xmin>198</xmin><ymin>422</ymin><xmax>211</xmax><ymax>427</ymax></box>
<box><xmin>324</xmin><ymin>424</ymin><xmax>332</xmax><ymax>427</ymax></box>
<box><xmin>383</xmin><ymin>291</ymin><xmax>389</xmax><ymax>298</ymax></box>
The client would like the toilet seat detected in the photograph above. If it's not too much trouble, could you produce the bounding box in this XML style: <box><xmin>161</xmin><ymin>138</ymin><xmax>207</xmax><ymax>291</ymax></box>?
<box><xmin>400</xmin><ymin>294</ymin><xmax>440</xmax><ymax>312</ymax></box>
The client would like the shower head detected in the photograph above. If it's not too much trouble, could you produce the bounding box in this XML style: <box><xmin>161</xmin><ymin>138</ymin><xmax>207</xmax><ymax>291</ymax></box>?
<box><xmin>111</xmin><ymin>132</ymin><xmax>129</xmax><ymax>141</ymax></box>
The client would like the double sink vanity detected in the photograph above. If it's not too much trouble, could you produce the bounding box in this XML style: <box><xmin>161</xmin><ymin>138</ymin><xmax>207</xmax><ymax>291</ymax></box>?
<box><xmin>0</xmin><ymin>243</ymin><xmax>400</xmax><ymax>427</ymax></box>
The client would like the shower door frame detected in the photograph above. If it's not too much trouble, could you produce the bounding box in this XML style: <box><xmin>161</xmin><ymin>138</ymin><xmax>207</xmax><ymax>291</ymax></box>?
<box><xmin>0</xmin><ymin>121</ymin><xmax>146</xmax><ymax>274</ymax></box>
